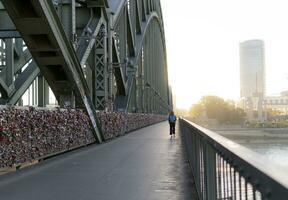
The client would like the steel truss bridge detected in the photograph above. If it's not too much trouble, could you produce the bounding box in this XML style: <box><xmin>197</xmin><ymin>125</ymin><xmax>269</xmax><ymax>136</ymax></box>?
<box><xmin>0</xmin><ymin>0</ymin><xmax>172</xmax><ymax>143</ymax></box>
<box><xmin>1</xmin><ymin>1</ymin><xmax>288</xmax><ymax>200</ymax></box>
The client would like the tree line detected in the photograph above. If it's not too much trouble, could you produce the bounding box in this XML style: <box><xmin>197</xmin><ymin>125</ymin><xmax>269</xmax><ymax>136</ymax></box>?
<box><xmin>189</xmin><ymin>96</ymin><xmax>246</xmax><ymax>124</ymax></box>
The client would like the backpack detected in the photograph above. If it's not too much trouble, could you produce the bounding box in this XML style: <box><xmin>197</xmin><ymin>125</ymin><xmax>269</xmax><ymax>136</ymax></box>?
<box><xmin>169</xmin><ymin>115</ymin><xmax>176</xmax><ymax>123</ymax></box>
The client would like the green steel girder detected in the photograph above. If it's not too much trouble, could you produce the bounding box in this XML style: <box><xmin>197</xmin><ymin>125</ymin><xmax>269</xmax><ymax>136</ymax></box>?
<box><xmin>0</xmin><ymin>0</ymin><xmax>171</xmax><ymax>141</ymax></box>
<box><xmin>2</xmin><ymin>0</ymin><xmax>104</xmax><ymax>143</ymax></box>
<box><xmin>86</xmin><ymin>0</ymin><xmax>109</xmax><ymax>8</ymax></box>
<box><xmin>93</xmin><ymin>24</ymin><xmax>108</xmax><ymax>110</ymax></box>
<box><xmin>126</xmin><ymin>7</ymin><xmax>135</xmax><ymax>57</ymax></box>
<box><xmin>113</xmin><ymin>8</ymin><xmax>170</xmax><ymax>113</ymax></box>
<box><xmin>112</xmin><ymin>38</ymin><xmax>126</xmax><ymax>96</ymax></box>
<box><xmin>0</xmin><ymin>1</ymin><xmax>108</xmax><ymax>111</ymax></box>
<box><xmin>0</xmin><ymin>40</ymin><xmax>43</xmax><ymax>106</ymax></box>
<box><xmin>0</xmin><ymin>31</ymin><xmax>20</xmax><ymax>38</ymax></box>
<box><xmin>6</xmin><ymin>62</ymin><xmax>40</xmax><ymax>105</ymax></box>
<box><xmin>15</xmin><ymin>50</ymin><xmax>32</xmax><ymax>73</ymax></box>
<box><xmin>135</xmin><ymin>0</ymin><xmax>142</xmax><ymax>34</ymax></box>
<box><xmin>76</xmin><ymin>10</ymin><xmax>104</xmax><ymax>66</ymax></box>
<box><xmin>0</xmin><ymin>5</ymin><xmax>103</xmax><ymax>38</ymax></box>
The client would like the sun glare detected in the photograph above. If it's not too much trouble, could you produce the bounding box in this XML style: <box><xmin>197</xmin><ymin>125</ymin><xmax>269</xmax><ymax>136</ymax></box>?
<box><xmin>162</xmin><ymin>0</ymin><xmax>288</xmax><ymax>109</ymax></box>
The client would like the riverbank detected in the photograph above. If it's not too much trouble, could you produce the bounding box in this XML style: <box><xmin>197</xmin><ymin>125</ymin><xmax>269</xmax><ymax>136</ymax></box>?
<box><xmin>213</xmin><ymin>127</ymin><xmax>288</xmax><ymax>170</ymax></box>
<box><xmin>214</xmin><ymin>128</ymin><xmax>288</xmax><ymax>144</ymax></box>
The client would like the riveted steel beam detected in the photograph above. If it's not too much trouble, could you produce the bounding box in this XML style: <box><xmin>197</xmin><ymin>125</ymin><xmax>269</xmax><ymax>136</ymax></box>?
<box><xmin>2</xmin><ymin>0</ymin><xmax>104</xmax><ymax>143</ymax></box>
<box><xmin>106</xmin><ymin>0</ymin><xmax>170</xmax><ymax>113</ymax></box>
<box><xmin>1</xmin><ymin>0</ymin><xmax>171</xmax><ymax>120</ymax></box>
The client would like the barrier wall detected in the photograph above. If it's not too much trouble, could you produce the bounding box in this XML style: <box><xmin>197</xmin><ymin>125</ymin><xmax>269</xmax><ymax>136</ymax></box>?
<box><xmin>98</xmin><ymin>111</ymin><xmax>166</xmax><ymax>139</ymax></box>
<box><xmin>0</xmin><ymin>106</ymin><xmax>166</xmax><ymax>169</ymax></box>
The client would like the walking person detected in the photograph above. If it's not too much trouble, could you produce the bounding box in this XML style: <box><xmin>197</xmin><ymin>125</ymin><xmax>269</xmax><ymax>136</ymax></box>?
<box><xmin>168</xmin><ymin>111</ymin><xmax>177</xmax><ymax>138</ymax></box>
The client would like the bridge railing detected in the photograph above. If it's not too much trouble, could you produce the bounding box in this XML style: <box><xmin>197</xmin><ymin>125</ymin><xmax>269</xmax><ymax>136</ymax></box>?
<box><xmin>179</xmin><ymin>118</ymin><xmax>288</xmax><ymax>200</ymax></box>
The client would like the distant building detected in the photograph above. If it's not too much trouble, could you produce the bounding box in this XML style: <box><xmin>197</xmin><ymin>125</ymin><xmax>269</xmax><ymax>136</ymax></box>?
<box><xmin>264</xmin><ymin>91</ymin><xmax>288</xmax><ymax>116</ymax></box>
<box><xmin>240</xmin><ymin>40</ymin><xmax>265</xmax><ymax>98</ymax></box>
<box><xmin>239</xmin><ymin>40</ymin><xmax>265</xmax><ymax>121</ymax></box>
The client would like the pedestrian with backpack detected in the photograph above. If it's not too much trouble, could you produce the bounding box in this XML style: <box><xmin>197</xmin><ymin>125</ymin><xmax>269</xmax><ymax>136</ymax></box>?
<box><xmin>168</xmin><ymin>111</ymin><xmax>177</xmax><ymax>138</ymax></box>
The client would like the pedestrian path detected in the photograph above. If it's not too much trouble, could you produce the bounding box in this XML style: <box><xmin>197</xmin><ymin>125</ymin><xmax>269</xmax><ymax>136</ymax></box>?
<box><xmin>0</xmin><ymin>122</ymin><xmax>198</xmax><ymax>200</ymax></box>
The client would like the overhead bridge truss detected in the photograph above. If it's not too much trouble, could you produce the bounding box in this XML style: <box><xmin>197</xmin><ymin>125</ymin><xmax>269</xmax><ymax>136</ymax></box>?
<box><xmin>0</xmin><ymin>0</ymin><xmax>172</xmax><ymax>142</ymax></box>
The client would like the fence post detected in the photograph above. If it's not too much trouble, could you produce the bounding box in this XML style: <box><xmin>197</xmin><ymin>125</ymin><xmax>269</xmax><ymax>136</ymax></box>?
<box><xmin>204</xmin><ymin>142</ymin><xmax>217</xmax><ymax>200</ymax></box>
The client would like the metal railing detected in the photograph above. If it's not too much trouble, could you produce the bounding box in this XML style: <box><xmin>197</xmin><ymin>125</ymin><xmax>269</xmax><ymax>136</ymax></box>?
<box><xmin>179</xmin><ymin>118</ymin><xmax>288</xmax><ymax>200</ymax></box>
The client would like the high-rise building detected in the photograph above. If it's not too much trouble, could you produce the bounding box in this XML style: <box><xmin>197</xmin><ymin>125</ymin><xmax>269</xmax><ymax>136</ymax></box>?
<box><xmin>240</xmin><ymin>40</ymin><xmax>265</xmax><ymax>98</ymax></box>
<box><xmin>239</xmin><ymin>40</ymin><xmax>265</xmax><ymax>121</ymax></box>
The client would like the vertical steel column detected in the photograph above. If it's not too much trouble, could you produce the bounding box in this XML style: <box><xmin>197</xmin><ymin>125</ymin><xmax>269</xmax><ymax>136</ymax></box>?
<box><xmin>15</xmin><ymin>38</ymin><xmax>23</xmax><ymax>58</ymax></box>
<box><xmin>57</xmin><ymin>0</ymin><xmax>76</xmax><ymax>107</ymax></box>
<box><xmin>119</xmin><ymin>11</ymin><xmax>127</xmax><ymax>78</ymax></box>
<box><xmin>155</xmin><ymin>25</ymin><xmax>159</xmax><ymax>113</ymax></box>
<box><xmin>139</xmin><ymin>48</ymin><xmax>144</xmax><ymax>113</ymax></box>
<box><xmin>35</xmin><ymin>78</ymin><xmax>38</xmax><ymax>105</ymax></box>
<box><xmin>144</xmin><ymin>37</ymin><xmax>148</xmax><ymax>113</ymax></box>
<box><xmin>94</xmin><ymin>25</ymin><xmax>108</xmax><ymax>110</ymax></box>
<box><xmin>136</xmin><ymin>61</ymin><xmax>141</xmax><ymax>112</ymax></box>
<box><xmin>152</xmin><ymin>23</ymin><xmax>156</xmax><ymax>113</ymax></box>
<box><xmin>4</xmin><ymin>39</ymin><xmax>14</xmax><ymax>89</ymax></box>
<box><xmin>85</xmin><ymin>63</ymin><xmax>93</xmax><ymax>95</ymax></box>
<box><xmin>107</xmin><ymin>13</ymin><xmax>114</xmax><ymax>110</ymax></box>
<box><xmin>135</xmin><ymin>61</ymin><xmax>140</xmax><ymax>112</ymax></box>
<box><xmin>58</xmin><ymin>0</ymin><xmax>76</xmax><ymax>44</ymax></box>
<box><xmin>147</xmin><ymin>28</ymin><xmax>152</xmax><ymax>113</ymax></box>
<box><xmin>103</xmin><ymin>23</ymin><xmax>108</xmax><ymax>110</ymax></box>
<box><xmin>0</xmin><ymin>40</ymin><xmax>3</xmax><ymax>70</ymax></box>
<box><xmin>129</xmin><ymin>78</ymin><xmax>137</xmax><ymax>112</ymax></box>
<box><xmin>32</xmin><ymin>81</ymin><xmax>35</xmax><ymax>105</ymax></box>
<box><xmin>204</xmin><ymin>143</ymin><xmax>217</xmax><ymax>200</ymax></box>
<box><xmin>28</xmin><ymin>87</ymin><xmax>30</xmax><ymax>105</ymax></box>
<box><xmin>130</xmin><ymin>0</ymin><xmax>136</xmax><ymax>39</ymax></box>
<box><xmin>14</xmin><ymin>39</ymin><xmax>24</xmax><ymax>105</ymax></box>
<box><xmin>88</xmin><ymin>47</ymin><xmax>96</xmax><ymax>105</ymax></box>
<box><xmin>38</xmin><ymin>75</ymin><xmax>45</xmax><ymax>107</ymax></box>
<box><xmin>150</xmin><ymin>26</ymin><xmax>154</xmax><ymax>113</ymax></box>
<box><xmin>44</xmin><ymin>80</ymin><xmax>50</xmax><ymax>105</ymax></box>
<box><xmin>141</xmin><ymin>47</ymin><xmax>145</xmax><ymax>112</ymax></box>
<box><xmin>150</xmin><ymin>23</ymin><xmax>154</xmax><ymax>113</ymax></box>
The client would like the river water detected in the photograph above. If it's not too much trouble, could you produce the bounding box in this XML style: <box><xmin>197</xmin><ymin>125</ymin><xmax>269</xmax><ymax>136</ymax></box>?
<box><xmin>243</xmin><ymin>143</ymin><xmax>288</xmax><ymax>169</ymax></box>
<box><xmin>215</xmin><ymin>129</ymin><xmax>288</xmax><ymax>170</ymax></box>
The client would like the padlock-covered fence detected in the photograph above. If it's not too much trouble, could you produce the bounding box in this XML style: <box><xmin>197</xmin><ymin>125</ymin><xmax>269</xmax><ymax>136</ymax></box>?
<box><xmin>0</xmin><ymin>106</ymin><xmax>166</xmax><ymax>169</ymax></box>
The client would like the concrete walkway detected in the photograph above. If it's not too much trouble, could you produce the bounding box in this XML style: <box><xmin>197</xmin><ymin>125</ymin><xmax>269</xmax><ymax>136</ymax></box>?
<box><xmin>0</xmin><ymin>122</ymin><xmax>198</xmax><ymax>200</ymax></box>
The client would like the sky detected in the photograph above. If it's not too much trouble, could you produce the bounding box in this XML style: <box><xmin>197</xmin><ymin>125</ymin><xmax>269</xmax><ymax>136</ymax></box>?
<box><xmin>161</xmin><ymin>0</ymin><xmax>288</xmax><ymax>109</ymax></box>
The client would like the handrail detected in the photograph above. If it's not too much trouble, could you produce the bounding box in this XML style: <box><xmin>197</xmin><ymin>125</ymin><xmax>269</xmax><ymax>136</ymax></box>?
<box><xmin>180</xmin><ymin>118</ymin><xmax>288</xmax><ymax>200</ymax></box>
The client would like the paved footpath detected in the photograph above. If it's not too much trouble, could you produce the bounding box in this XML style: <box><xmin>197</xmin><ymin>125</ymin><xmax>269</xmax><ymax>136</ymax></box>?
<box><xmin>0</xmin><ymin>122</ymin><xmax>198</xmax><ymax>200</ymax></box>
